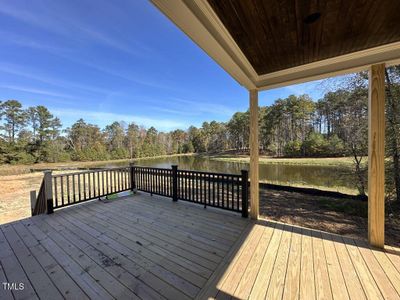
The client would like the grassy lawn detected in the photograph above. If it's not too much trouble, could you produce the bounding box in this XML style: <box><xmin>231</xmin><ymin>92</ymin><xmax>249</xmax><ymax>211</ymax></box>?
<box><xmin>209</xmin><ymin>154</ymin><xmax>365</xmax><ymax>168</ymax></box>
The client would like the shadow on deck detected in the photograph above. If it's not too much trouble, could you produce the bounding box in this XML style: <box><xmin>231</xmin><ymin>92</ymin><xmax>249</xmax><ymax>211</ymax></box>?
<box><xmin>1</xmin><ymin>192</ymin><xmax>399</xmax><ymax>299</ymax></box>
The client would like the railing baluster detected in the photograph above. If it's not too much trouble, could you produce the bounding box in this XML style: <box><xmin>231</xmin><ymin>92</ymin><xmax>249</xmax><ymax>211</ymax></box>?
<box><xmin>92</xmin><ymin>171</ymin><xmax>95</xmax><ymax>197</ymax></box>
<box><xmin>66</xmin><ymin>175</ymin><xmax>70</xmax><ymax>204</ymax></box>
<box><xmin>105</xmin><ymin>170</ymin><xmax>110</xmax><ymax>195</ymax></box>
<box><xmin>61</xmin><ymin>176</ymin><xmax>64</xmax><ymax>206</ymax></box>
<box><xmin>208</xmin><ymin>174</ymin><xmax>211</xmax><ymax>207</ymax></box>
<box><xmin>97</xmin><ymin>171</ymin><xmax>100</xmax><ymax>196</ymax></box>
<box><xmin>236</xmin><ymin>176</ymin><xmax>240</xmax><ymax>211</ymax></box>
<box><xmin>77</xmin><ymin>174</ymin><xmax>81</xmax><ymax>201</ymax></box>
<box><xmin>54</xmin><ymin>177</ymin><xmax>58</xmax><ymax>207</ymax></box>
<box><xmin>217</xmin><ymin>175</ymin><xmax>220</xmax><ymax>207</ymax></box>
<box><xmin>72</xmin><ymin>174</ymin><xmax>76</xmax><ymax>203</ymax></box>
<box><xmin>220</xmin><ymin>175</ymin><xmax>223</xmax><ymax>207</ymax></box>
<box><xmin>89</xmin><ymin>172</ymin><xmax>93</xmax><ymax>198</ymax></box>
<box><xmin>212</xmin><ymin>174</ymin><xmax>216</xmax><ymax>206</ymax></box>
<box><xmin>112</xmin><ymin>170</ymin><xmax>115</xmax><ymax>193</ymax></box>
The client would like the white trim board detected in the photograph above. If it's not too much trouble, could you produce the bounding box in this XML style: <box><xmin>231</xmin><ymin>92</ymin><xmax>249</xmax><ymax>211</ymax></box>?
<box><xmin>151</xmin><ymin>0</ymin><xmax>400</xmax><ymax>91</ymax></box>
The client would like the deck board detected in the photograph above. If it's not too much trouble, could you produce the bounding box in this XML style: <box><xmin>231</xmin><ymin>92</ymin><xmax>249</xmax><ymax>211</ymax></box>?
<box><xmin>1</xmin><ymin>192</ymin><xmax>400</xmax><ymax>300</ymax></box>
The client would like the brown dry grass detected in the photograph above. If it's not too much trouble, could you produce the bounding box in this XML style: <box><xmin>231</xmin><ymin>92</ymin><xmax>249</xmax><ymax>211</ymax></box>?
<box><xmin>0</xmin><ymin>172</ymin><xmax>43</xmax><ymax>224</ymax></box>
<box><xmin>0</xmin><ymin>170</ymin><xmax>80</xmax><ymax>225</ymax></box>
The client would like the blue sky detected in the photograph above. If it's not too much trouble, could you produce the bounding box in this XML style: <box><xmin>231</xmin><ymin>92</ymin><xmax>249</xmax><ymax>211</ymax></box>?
<box><xmin>1</xmin><ymin>0</ymin><xmax>332</xmax><ymax>131</ymax></box>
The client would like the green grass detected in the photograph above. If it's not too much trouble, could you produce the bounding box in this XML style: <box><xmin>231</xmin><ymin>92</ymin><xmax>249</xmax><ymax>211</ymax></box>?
<box><xmin>259</xmin><ymin>179</ymin><xmax>360</xmax><ymax>195</ymax></box>
<box><xmin>209</xmin><ymin>154</ymin><xmax>365</xmax><ymax>168</ymax></box>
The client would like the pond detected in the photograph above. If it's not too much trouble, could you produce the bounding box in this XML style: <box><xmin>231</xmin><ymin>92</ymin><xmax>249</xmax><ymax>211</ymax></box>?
<box><xmin>93</xmin><ymin>155</ymin><xmax>358</xmax><ymax>195</ymax></box>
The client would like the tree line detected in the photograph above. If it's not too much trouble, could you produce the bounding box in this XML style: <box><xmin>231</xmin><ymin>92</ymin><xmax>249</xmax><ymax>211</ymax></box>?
<box><xmin>0</xmin><ymin>67</ymin><xmax>399</xmax><ymax>200</ymax></box>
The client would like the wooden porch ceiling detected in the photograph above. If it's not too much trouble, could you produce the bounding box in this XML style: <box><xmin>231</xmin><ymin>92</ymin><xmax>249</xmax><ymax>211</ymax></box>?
<box><xmin>207</xmin><ymin>0</ymin><xmax>400</xmax><ymax>75</ymax></box>
<box><xmin>150</xmin><ymin>0</ymin><xmax>400</xmax><ymax>89</ymax></box>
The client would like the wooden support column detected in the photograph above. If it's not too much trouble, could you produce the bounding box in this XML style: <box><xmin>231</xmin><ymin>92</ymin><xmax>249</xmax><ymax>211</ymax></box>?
<box><xmin>249</xmin><ymin>89</ymin><xmax>259</xmax><ymax>220</ymax></box>
<box><xmin>368</xmin><ymin>63</ymin><xmax>385</xmax><ymax>248</ymax></box>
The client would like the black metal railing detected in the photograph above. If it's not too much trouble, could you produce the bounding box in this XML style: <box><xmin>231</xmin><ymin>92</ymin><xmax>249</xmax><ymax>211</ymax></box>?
<box><xmin>52</xmin><ymin>167</ymin><xmax>131</xmax><ymax>209</ymax></box>
<box><xmin>176</xmin><ymin>169</ymin><xmax>247</xmax><ymax>213</ymax></box>
<box><xmin>32</xmin><ymin>165</ymin><xmax>249</xmax><ymax>218</ymax></box>
<box><xmin>132</xmin><ymin>166</ymin><xmax>173</xmax><ymax>197</ymax></box>
<box><xmin>132</xmin><ymin>165</ymin><xmax>248</xmax><ymax>217</ymax></box>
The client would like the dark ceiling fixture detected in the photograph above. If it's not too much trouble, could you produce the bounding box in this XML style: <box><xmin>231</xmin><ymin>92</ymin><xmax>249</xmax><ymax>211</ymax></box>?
<box><xmin>304</xmin><ymin>12</ymin><xmax>321</xmax><ymax>24</ymax></box>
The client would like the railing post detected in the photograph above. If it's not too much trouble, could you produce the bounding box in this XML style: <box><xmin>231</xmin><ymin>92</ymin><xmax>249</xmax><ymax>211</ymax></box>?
<box><xmin>172</xmin><ymin>165</ymin><xmax>178</xmax><ymax>202</ymax></box>
<box><xmin>30</xmin><ymin>190</ymin><xmax>36</xmax><ymax>216</ymax></box>
<box><xmin>44</xmin><ymin>170</ymin><xmax>54</xmax><ymax>214</ymax></box>
<box><xmin>241</xmin><ymin>170</ymin><xmax>249</xmax><ymax>218</ymax></box>
<box><xmin>130</xmin><ymin>163</ymin><xmax>137</xmax><ymax>193</ymax></box>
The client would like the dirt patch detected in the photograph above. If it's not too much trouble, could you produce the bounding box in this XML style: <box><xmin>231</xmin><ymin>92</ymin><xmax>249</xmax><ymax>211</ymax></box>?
<box><xmin>259</xmin><ymin>188</ymin><xmax>400</xmax><ymax>247</ymax></box>
<box><xmin>0</xmin><ymin>170</ymin><xmax>80</xmax><ymax>225</ymax></box>
<box><xmin>0</xmin><ymin>172</ymin><xmax>43</xmax><ymax>224</ymax></box>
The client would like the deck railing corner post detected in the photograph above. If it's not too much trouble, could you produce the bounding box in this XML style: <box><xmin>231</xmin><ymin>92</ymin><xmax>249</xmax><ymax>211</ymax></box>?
<box><xmin>241</xmin><ymin>169</ymin><xmax>249</xmax><ymax>218</ymax></box>
<box><xmin>130</xmin><ymin>163</ymin><xmax>137</xmax><ymax>193</ymax></box>
<box><xmin>30</xmin><ymin>190</ymin><xmax>36</xmax><ymax>216</ymax></box>
<box><xmin>44</xmin><ymin>170</ymin><xmax>54</xmax><ymax>214</ymax></box>
<box><xmin>172</xmin><ymin>165</ymin><xmax>178</xmax><ymax>202</ymax></box>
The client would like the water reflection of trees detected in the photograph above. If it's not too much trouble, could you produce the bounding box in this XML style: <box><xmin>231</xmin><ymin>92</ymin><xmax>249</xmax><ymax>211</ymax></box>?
<box><xmin>95</xmin><ymin>156</ymin><xmax>357</xmax><ymax>193</ymax></box>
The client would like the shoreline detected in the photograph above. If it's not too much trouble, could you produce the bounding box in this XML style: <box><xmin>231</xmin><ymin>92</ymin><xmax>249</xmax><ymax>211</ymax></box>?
<box><xmin>207</xmin><ymin>154</ymin><xmax>363</xmax><ymax>168</ymax></box>
<box><xmin>0</xmin><ymin>153</ymin><xmax>197</xmax><ymax>176</ymax></box>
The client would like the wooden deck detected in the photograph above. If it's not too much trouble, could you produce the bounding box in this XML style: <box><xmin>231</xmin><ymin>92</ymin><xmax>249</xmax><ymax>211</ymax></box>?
<box><xmin>1</xmin><ymin>193</ymin><xmax>399</xmax><ymax>300</ymax></box>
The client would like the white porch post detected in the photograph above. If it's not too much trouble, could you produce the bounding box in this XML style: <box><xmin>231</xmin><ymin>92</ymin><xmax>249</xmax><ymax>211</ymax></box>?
<box><xmin>249</xmin><ymin>89</ymin><xmax>259</xmax><ymax>220</ymax></box>
<box><xmin>368</xmin><ymin>63</ymin><xmax>386</xmax><ymax>248</ymax></box>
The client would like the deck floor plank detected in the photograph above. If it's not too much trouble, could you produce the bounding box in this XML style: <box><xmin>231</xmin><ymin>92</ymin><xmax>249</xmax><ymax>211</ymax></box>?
<box><xmin>86</xmin><ymin>200</ymin><xmax>230</xmax><ymax>254</ymax></box>
<box><xmin>329</xmin><ymin>233</ymin><xmax>366</xmax><ymax>300</ymax></box>
<box><xmin>248</xmin><ymin>222</ymin><xmax>284</xmax><ymax>300</ymax></box>
<box><xmin>67</xmin><ymin>207</ymin><xmax>209</xmax><ymax>288</ymax></box>
<box><xmin>11</xmin><ymin>221</ymin><xmax>90</xmax><ymax>300</ymax></box>
<box><xmin>343</xmin><ymin>236</ymin><xmax>384</xmax><ymax>299</ymax></box>
<box><xmin>265</xmin><ymin>223</ymin><xmax>293</xmax><ymax>300</ymax></box>
<box><xmin>31</xmin><ymin>216</ymin><xmax>141</xmax><ymax>300</ymax></box>
<box><xmin>234</xmin><ymin>221</ymin><xmax>275</xmax><ymax>299</ymax></box>
<box><xmin>354</xmin><ymin>239</ymin><xmax>400</xmax><ymax>300</ymax></box>
<box><xmin>119</xmin><ymin>198</ymin><xmax>238</xmax><ymax>244</ymax></box>
<box><xmin>131</xmin><ymin>194</ymin><xmax>246</xmax><ymax>231</ymax></box>
<box><xmin>2</xmin><ymin>193</ymin><xmax>400</xmax><ymax>300</ymax></box>
<box><xmin>0</xmin><ymin>225</ymin><xmax>39</xmax><ymax>300</ymax></box>
<box><xmin>216</xmin><ymin>224</ymin><xmax>264</xmax><ymax>299</ymax></box>
<box><xmin>282</xmin><ymin>226</ymin><xmax>302</xmax><ymax>300</ymax></box>
<box><xmin>21</xmin><ymin>218</ymin><xmax>115</xmax><ymax>300</ymax></box>
<box><xmin>299</xmin><ymin>228</ymin><xmax>316</xmax><ymax>300</ymax></box>
<box><xmin>0</xmin><ymin>260</ymin><xmax>13</xmax><ymax>300</ymax></box>
<box><xmin>321</xmin><ymin>231</ymin><xmax>350</xmax><ymax>300</ymax></box>
<box><xmin>1</xmin><ymin>223</ymin><xmax>64</xmax><ymax>300</ymax></box>
<box><xmin>57</xmin><ymin>209</ymin><xmax>196</xmax><ymax>300</ymax></box>
<box><xmin>312</xmin><ymin>229</ymin><xmax>333</xmax><ymax>300</ymax></box>
<box><xmin>81</xmin><ymin>201</ymin><xmax>222</xmax><ymax>270</ymax></box>
<box><xmin>372</xmin><ymin>247</ymin><xmax>400</xmax><ymax>295</ymax></box>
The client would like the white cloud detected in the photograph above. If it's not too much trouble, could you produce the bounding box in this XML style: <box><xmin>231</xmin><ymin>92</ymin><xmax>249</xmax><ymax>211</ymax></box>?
<box><xmin>0</xmin><ymin>1</ymin><xmax>151</xmax><ymax>58</ymax></box>
<box><xmin>0</xmin><ymin>85</ymin><xmax>83</xmax><ymax>104</ymax></box>
<box><xmin>284</xmin><ymin>80</ymin><xmax>323</xmax><ymax>96</ymax></box>
<box><xmin>0</xmin><ymin>63</ymin><xmax>111</xmax><ymax>95</ymax></box>
<box><xmin>167</xmin><ymin>97</ymin><xmax>235</xmax><ymax>117</ymax></box>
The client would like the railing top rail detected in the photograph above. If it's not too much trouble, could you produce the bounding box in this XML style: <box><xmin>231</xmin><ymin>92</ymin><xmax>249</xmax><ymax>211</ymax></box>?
<box><xmin>51</xmin><ymin>165</ymin><xmax>246</xmax><ymax>179</ymax></box>
<box><xmin>52</xmin><ymin>166</ymin><xmax>130</xmax><ymax>177</ymax></box>
<box><xmin>177</xmin><ymin>168</ymin><xmax>243</xmax><ymax>177</ymax></box>
<box><xmin>132</xmin><ymin>166</ymin><xmax>173</xmax><ymax>171</ymax></box>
